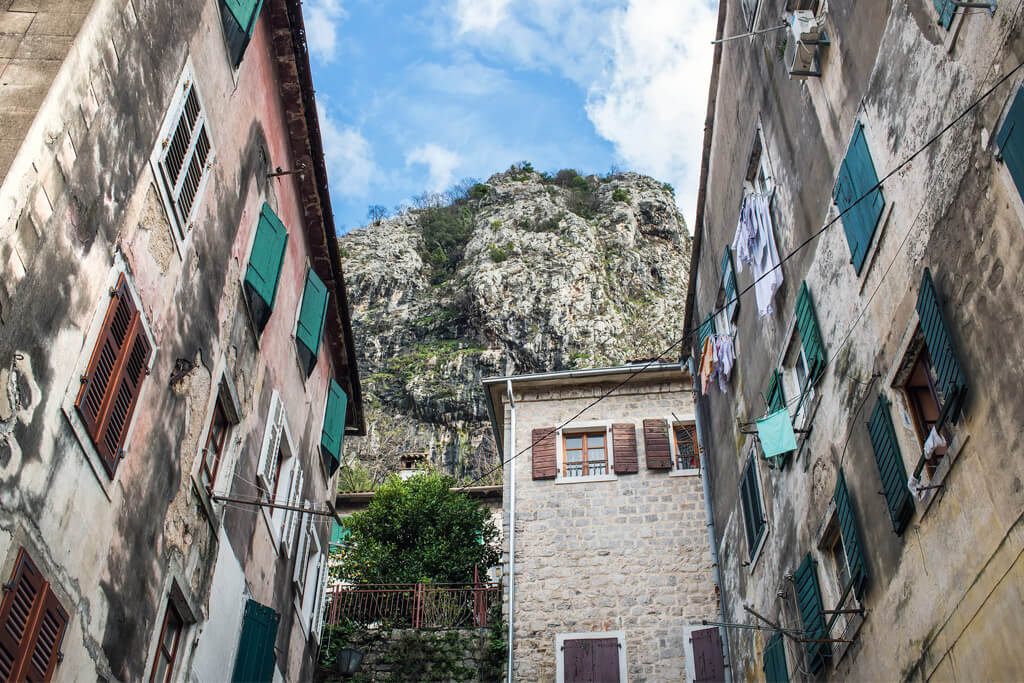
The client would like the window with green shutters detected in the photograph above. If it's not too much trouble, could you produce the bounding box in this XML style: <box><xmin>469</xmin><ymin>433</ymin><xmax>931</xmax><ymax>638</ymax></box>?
<box><xmin>868</xmin><ymin>395</ymin><xmax>915</xmax><ymax>535</ymax></box>
<box><xmin>220</xmin><ymin>0</ymin><xmax>265</xmax><ymax>66</ymax></box>
<box><xmin>231</xmin><ymin>599</ymin><xmax>279</xmax><ymax>683</ymax></box>
<box><xmin>295</xmin><ymin>268</ymin><xmax>330</xmax><ymax>377</ymax></box>
<box><xmin>834</xmin><ymin>123</ymin><xmax>885</xmax><ymax>274</ymax></box>
<box><xmin>766</xmin><ymin>369</ymin><xmax>786</xmax><ymax>413</ymax></box>
<box><xmin>320</xmin><ymin>379</ymin><xmax>348</xmax><ymax>475</ymax></box>
<box><xmin>933</xmin><ymin>0</ymin><xmax>955</xmax><ymax>29</ymax></box>
<box><xmin>721</xmin><ymin>247</ymin><xmax>739</xmax><ymax>322</ymax></box>
<box><xmin>916</xmin><ymin>268</ymin><xmax>967</xmax><ymax>425</ymax></box>
<box><xmin>833</xmin><ymin>469</ymin><xmax>868</xmax><ymax>600</ymax></box>
<box><xmin>698</xmin><ymin>312</ymin><xmax>716</xmax><ymax>352</ymax></box>
<box><xmin>739</xmin><ymin>455</ymin><xmax>766</xmax><ymax>559</ymax></box>
<box><xmin>794</xmin><ymin>281</ymin><xmax>826</xmax><ymax>385</ymax></box>
<box><xmin>997</xmin><ymin>88</ymin><xmax>1024</xmax><ymax>200</ymax></box>
<box><xmin>794</xmin><ymin>553</ymin><xmax>829</xmax><ymax>674</ymax></box>
<box><xmin>762</xmin><ymin>632</ymin><xmax>789</xmax><ymax>683</ymax></box>
<box><xmin>244</xmin><ymin>204</ymin><xmax>289</xmax><ymax>334</ymax></box>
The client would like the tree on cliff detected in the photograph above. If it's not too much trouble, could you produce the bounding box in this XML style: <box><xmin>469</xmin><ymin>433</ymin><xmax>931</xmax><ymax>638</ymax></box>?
<box><xmin>336</xmin><ymin>473</ymin><xmax>500</xmax><ymax>584</ymax></box>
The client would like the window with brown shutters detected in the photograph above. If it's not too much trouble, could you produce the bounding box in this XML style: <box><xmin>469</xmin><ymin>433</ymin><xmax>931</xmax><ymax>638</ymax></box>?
<box><xmin>531</xmin><ymin>427</ymin><xmax>557</xmax><ymax>480</ymax></box>
<box><xmin>673</xmin><ymin>424</ymin><xmax>700</xmax><ymax>471</ymax></box>
<box><xmin>562</xmin><ymin>432</ymin><xmax>608</xmax><ymax>477</ymax></box>
<box><xmin>0</xmin><ymin>549</ymin><xmax>69</xmax><ymax>683</ymax></box>
<box><xmin>642</xmin><ymin>419</ymin><xmax>672</xmax><ymax>469</ymax></box>
<box><xmin>74</xmin><ymin>275</ymin><xmax>153</xmax><ymax>477</ymax></box>
<box><xmin>611</xmin><ymin>424</ymin><xmax>638</xmax><ymax>474</ymax></box>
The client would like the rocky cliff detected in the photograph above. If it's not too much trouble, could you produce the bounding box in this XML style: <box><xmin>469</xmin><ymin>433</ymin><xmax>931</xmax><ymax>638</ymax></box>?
<box><xmin>339</xmin><ymin>167</ymin><xmax>692</xmax><ymax>484</ymax></box>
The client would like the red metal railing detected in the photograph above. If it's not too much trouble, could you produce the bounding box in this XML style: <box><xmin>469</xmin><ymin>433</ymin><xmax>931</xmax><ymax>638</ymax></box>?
<box><xmin>325</xmin><ymin>574</ymin><xmax>500</xmax><ymax>629</ymax></box>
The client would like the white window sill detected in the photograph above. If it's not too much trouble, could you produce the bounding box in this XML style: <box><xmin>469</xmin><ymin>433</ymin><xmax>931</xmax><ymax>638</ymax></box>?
<box><xmin>670</xmin><ymin>468</ymin><xmax>701</xmax><ymax>477</ymax></box>
<box><xmin>554</xmin><ymin>473</ymin><xmax>617</xmax><ymax>485</ymax></box>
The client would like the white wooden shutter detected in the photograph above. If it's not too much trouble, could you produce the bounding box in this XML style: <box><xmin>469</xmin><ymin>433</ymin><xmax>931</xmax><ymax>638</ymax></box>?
<box><xmin>279</xmin><ymin>465</ymin><xmax>298</xmax><ymax>555</ymax></box>
<box><xmin>158</xmin><ymin>71</ymin><xmax>214</xmax><ymax>237</ymax></box>
<box><xmin>293</xmin><ymin>504</ymin><xmax>312</xmax><ymax>589</ymax></box>
<box><xmin>313</xmin><ymin>554</ymin><xmax>329</xmax><ymax>641</ymax></box>
<box><xmin>283</xmin><ymin>469</ymin><xmax>303</xmax><ymax>556</ymax></box>
<box><xmin>257</xmin><ymin>395</ymin><xmax>284</xmax><ymax>492</ymax></box>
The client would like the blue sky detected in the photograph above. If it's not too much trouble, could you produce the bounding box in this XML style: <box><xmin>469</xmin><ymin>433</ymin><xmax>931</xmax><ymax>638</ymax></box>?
<box><xmin>302</xmin><ymin>0</ymin><xmax>717</xmax><ymax>234</ymax></box>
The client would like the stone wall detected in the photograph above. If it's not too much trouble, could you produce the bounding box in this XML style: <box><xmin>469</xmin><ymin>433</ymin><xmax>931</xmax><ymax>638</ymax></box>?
<box><xmin>504</xmin><ymin>372</ymin><xmax>719</xmax><ymax>681</ymax></box>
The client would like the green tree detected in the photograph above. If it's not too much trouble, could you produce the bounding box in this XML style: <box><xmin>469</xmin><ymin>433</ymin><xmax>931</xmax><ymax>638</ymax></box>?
<box><xmin>338</xmin><ymin>473</ymin><xmax>500</xmax><ymax>585</ymax></box>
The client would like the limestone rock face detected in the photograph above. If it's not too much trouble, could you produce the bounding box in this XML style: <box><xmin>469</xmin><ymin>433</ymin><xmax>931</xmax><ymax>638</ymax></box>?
<box><xmin>339</xmin><ymin>169</ymin><xmax>691</xmax><ymax>482</ymax></box>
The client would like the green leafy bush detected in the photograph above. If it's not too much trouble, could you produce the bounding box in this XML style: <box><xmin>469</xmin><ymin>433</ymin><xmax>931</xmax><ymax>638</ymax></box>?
<box><xmin>418</xmin><ymin>205</ymin><xmax>475</xmax><ymax>283</ymax></box>
<box><xmin>488</xmin><ymin>243</ymin><xmax>512</xmax><ymax>262</ymax></box>
<box><xmin>612</xmin><ymin>188</ymin><xmax>630</xmax><ymax>202</ymax></box>
<box><xmin>338</xmin><ymin>461</ymin><xmax>377</xmax><ymax>493</ymax></box>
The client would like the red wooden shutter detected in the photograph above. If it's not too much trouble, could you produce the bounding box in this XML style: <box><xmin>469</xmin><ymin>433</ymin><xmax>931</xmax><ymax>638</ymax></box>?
<box><xmin>74</xmin><ymin>276</ymin><xmax>152</xmax><ymax>475</ymax></box>
<box><xmin>563</xmin><ymin>637</ymin><xmax>620</xmax><ymax>683</ymax></box>
<box><xmin>0</xmin><ymin>549</ymin><xmax>67</xmax><ymax>683</ymax></box>
<box><xmin>611</xmin><ymin>423</ymin><xmax>638</xmax><ymax>474</ymax></box>
<box><xmin>643</xmin><ymin>418</ymin><xmax>672</xmax><ymax>469</ymax></box>
<box><xmin>531</xmin><ymin>428</ymin><xmax>557</xmax><ymax>480</ymax></box>
<box><xmin>691</xmin><ymin>627</ymin><xmax>725</xmax><ymax>683</ymax></box>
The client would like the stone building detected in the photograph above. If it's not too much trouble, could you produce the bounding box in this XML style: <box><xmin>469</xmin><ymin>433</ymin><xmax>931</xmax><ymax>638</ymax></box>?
<box><xmin>687</xmin><ymin>0</ymin><xmax>1024</xmax><ymax>680</ymax></box>
<box><xmin>483</xmin><ymin>363</ymin><xmax>723</xmax><ymax>682</ymax></box>
<box><xmin>0</xmin><ymin>0</ymin><xmax>362</xmax><ymax>681</ymax></box>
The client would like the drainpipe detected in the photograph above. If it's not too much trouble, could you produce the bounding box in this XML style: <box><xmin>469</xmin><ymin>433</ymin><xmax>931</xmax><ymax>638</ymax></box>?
<box><xmin>505</xmin><ymin>379</ymin><xmax>517</xmax><ymax>683</ymax></box>
<box><xmin>689</xmin><ymin>358</ymin><xmax>732</xmax><ymax>683</ymax></box>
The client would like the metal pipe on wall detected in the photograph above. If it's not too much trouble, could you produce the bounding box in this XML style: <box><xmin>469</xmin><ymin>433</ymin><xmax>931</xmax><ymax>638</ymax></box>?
<box><xmin>505</xmin><ymin>379</ymin><xmax>517</xmax><ymax>683</ymax></box>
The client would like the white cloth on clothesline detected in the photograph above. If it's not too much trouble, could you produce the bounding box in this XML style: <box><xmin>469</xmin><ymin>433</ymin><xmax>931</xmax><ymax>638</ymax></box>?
<box><xmin>731</xmin><ymin>193</ymin><xmax>783</xmax><ymax>317</ymax></box>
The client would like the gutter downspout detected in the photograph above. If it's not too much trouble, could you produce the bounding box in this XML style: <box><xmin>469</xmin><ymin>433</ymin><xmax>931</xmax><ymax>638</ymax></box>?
<box><xmin>689</xmin><ymin>358</ymin><xmax>732</xmax><ymax>683</ymax></box>
<box><xmin>505</xmin><ymin>379</ymin><xmax>516</xmax><ymax>683</ymax></box>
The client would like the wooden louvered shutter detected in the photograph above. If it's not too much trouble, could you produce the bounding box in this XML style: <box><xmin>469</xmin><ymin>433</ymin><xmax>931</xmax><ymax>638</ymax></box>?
<box><xmin>244</xmin><ymin>204</ymin><xmax>289</xmax><ymax>316</ymax></box>
<box><xmin>698</xmin><ymin>313</ymin><xmax>716</xmax><ymax>352</ymax></box>
<box><xmin>740</xmin><ymin>458</ymin><xmax>765</xmax><ymax>555</ymax></box>
<box><xmin>762</xmin><ymin>632</ymin><xmax>789</xmax><ymax>683</ymax></box>
<box><xmin>868</xmin><ymin>395</ymin><xmax>915</xmax><ymax>535</ymax></box>
<box><xmin>997</xmin><ymin>89</ymin><xmax>1024</xmax><ymax>199</ymax></box>
<box><xmin>231</xmin><ymin>600</ymin><xmax>278</xmax><ymax>683</ymax></box>
<box><xmin>611</xmin><ymin>423</ymin><xmax>638</xmax><ymax>474</ymax></box>
<box><xmin>721</xmin><ymin>247</ymin><xmax>739</xmax><ymax>322</ymax></box>
<box><xmin>934</xmin><ymin>0</ymin><xmax>955</xmax><ymax>28</ymax></box>
<box><xmin>835</xmin><ymin>124</ymin><xmax>885</xmax><ymax>274</ymax></box>
<box><xmin>0</xmin><ymin>550</ymin><xmax>68</xmax><ymax>683</ymax></box>
<box><xmin>24</xmin><ymin>590</ymin><xmax>68</xmax><ymax>682</ymax></box>
<box><xmin>75</xmin><ymin>276</ymin><xmax>151</xmax><ymax>476</ymax></box>
<box><xmin>691</xmin><ymin>627</ymin><xmax>725</xmax><ymax>683</ymax></box>
<box><xmin>642</xmin><ymin>419</ymin><xmax>672</xmax><ymax>469</ymax></box>
<box><xmin>766</xmin><ymin>369</ymin><xmax>786</xmax><ymax>413</ymax></box>
<box><xmin>159</xmin><ymin>80</ymin><xmax>211</xmax><ymax>235</ymax></box>
<box><xmin>223</xmin><ymin>0</ymin><xmax>264</xmax><ymax>34</ymax></box>
<box><xmin>295</xmin><ymin>269</ymin><xmax>330</xmax><ymax>376</ymax></box>
<box><xmin>794</xmin><ymin>553</ymin><xmax>829</xmax><ymax>674</ymax></box>
<box><xmin>794</xmin><ymin>281</ymin><xmax>826</xmax><ymax>385</ymax></box>
<box><xmin>531</xmin><ymin>428</ymin><xmax>557</xmax><ymax>480</ymax></box>
<box><xmin>834</xmin><ymin>469</ymin><xmax>868</xmax><ymax>600</ymax></box>
<box><xmin>916</xmin><ymin>268</ymin><xmax>967</xmax><ymax>424</ymax></box>
<box><xmin>320</xmin><ymin>379</ymin><xmax>348</xmax><ymax>470</ymax></box>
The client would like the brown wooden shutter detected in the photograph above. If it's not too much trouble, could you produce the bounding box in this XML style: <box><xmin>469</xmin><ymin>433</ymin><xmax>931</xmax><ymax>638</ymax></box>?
<box><xmin>531</xmin><ymin>428</ymin><xmax>557</xmax><ymax>480</ymax></box>
<box><xmin>74</xmin><ymin>276</ymin><xmax>152</xmax><ymax>476</ymax></box>
<box><xmin>642</xmin><ymin>418</ymin><xmax>672</xmax><ymax>469</ymax></box>
<box><xmin>611</xmin><ymin>423</ymin><xmax>638</xmax><ymax>474</ymax></box>
<box><xmin>0</xmin><ymin>549</ymin><xmax>67</xmax><ymax>683</ymax></box>
<box><xmin>691</xmin><ymin>627</ymin><xmax>725</xmax><ymax>683</ymax></box>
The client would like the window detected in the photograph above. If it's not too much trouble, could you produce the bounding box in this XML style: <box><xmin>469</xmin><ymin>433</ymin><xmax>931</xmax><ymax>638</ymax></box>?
<box><xmin>154</xmin><ymin>60</ymin><xmax>214</xmax><ymax>243</ymax></box>
<box><xmin>200</xmin><ymin>399</ymin><xmax>231</xmax><ymax>491</ymax></box>
<box><xmin>684</xmin><ymin>626</ymin><xmax>726</xmax><ymax>683</ymax></box>
<box><xmin>294</xmin><ymin>509</ymin><xmax>328</xmax><ymax>638</ymax></box>
<box><xmin>997</xmin><ymin>87</ymin><xmax>1024</xmax><ymax>200</ymax></box>
<box><xmin>293</xmin><ymin>508</ymin><xmax>315</xmax><ymax>601</ymax></box>
<box><xmin>672</xmin><ymin>424</ymin><xmax>700</xmax><ymax>471</ymax></box>
<box><xmin>739</xmin><ymin>0</ymin><xmax>759</xmax><ymax>30</ymax></box>
<box><xmin>149</xmin><ymin>602</ymin><xmax>184</xmax><ymax>683</ymax></box>
<box><xmin>697</xmin><ymin>312</ymin><xmax>716</xmax><ymax>353</ymax></box>
<box><xmin>244</xmin><ymin>203</ymin><xmax>289</xmax><ymax>335</ymax></box>
<box><xmin>744</xmin><ymin>126</ymin><xmax>774</xmax><ymax>196</ymax></box>
<box><xmin>563</xmin><ymin>432</ymin><xmax>607</xmax><ymax>477</ymax></box>
<box><xmin>231</xmin><ymin>599</ymin><xmax>279</xmax><ymax>683</ymax></box>
<box><xmin>0</xmin><ymin>550</ymin><xmax>69</xmax><ymax>682</ymax></box>
<box><xmin>777</xmin><ymin>281</ymin><xmax>826</xmax><ymax>431</ymax></box>
<box><xmin>256</xmin><ymin>392</ymin><xmax>300</xmax><ymax>553</ymax></box>
<box><xmin>320</xmin><ymin>378</ymin><xmax>349</xmax><ymax>476</ymax></box>
<box><xmin>834</xmin><ymin>123</ymin><xmax>885</xmax><ymax>274</ymax></box>
<box><xmin>934</xmin><ymin>0</ymin><xmax>955</xmax><ymax>29</ymax></box>
<box><xmin>220</xmin><ymin>0</ymin><xmax>265</xmax><ymax>67</ymax></box>
<box><xmin>555</xmin><ymin>632</ymin><xmax>627</xmax><ymax>683</ymax></box>
<box><xmin>900</xmin><ymin>346</ymin><xmax>948</xmax><ymax>454</ymax></box>
<box><xmin>739</xmin><ymin>455</ymin><xmax>767</xmax><ymax>560</ymax></box>
<box><xmin>793</xmin><ymin>553</ymin><xmax>828</xmax><ymax>674</ymax></box>
<box><xmin>762</xmin><ymin>632</ymin><xmax>789</xmax><ymax>683</ymax></box>
<box><xmin>867</xmin><ymin>395</ymin><xmax>915</xmax><ymax>535</ymax></box>
<box><xmin>718</xmin><ymin>246</ymin><xmax>739</xmax><ymax>331</ymax></box>
<box><xmin>295</xmin><ymin>267</ymin><xmax>330</xmax><ymax>377</ymax></box>
<box><xmin>74</xmin><ymin>274</ymin><xmax>154</xmax><ymax>477</ymax></box>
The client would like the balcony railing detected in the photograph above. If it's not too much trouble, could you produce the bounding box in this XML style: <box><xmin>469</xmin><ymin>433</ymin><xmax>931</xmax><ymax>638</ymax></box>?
<box><xmin>324</xmin><ymin>580</ymin><xmax>501</xmax><ymax>630</ymax></box>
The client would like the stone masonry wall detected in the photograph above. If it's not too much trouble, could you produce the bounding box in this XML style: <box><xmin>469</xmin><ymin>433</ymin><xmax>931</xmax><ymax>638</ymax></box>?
<box><xmin>505</xmin><ymin>375</ymin><xmax>719</xmax><ymax>681</ymax></box>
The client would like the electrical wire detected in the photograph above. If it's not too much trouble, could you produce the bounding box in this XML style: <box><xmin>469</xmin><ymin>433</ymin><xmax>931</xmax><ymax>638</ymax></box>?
<box><xmin>456</xmin><ymin>56</ymin><xmax>1024</xmax><ymax>491</ymax></box>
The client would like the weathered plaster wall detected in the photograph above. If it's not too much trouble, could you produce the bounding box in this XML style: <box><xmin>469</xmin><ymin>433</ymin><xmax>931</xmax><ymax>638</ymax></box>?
<box><xmin>693</xmin><ymin>0</ymin><xmax>1024</xmax><ymax>680</ymax></box>
<box><xmin>504</xmin><ymin>375</ymin><xmax>718</xmax><ymax>682</ymax></box>
<box><xmin>0</xmin><ymin>0</ymin><xmax>343</xmax><ymax>680</ymax></box>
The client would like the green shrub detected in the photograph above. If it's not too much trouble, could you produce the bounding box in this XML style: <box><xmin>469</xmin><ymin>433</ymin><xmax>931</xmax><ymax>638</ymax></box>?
<box><xmin>552</xmin><ymin>168</ymin><xmax>580</xmax><ymax>187</ymax></box>
<box><xmin>612</xmin><ymin>188</ymin><xmax>630</xmax><ymax>202</ymax></box>
<box><xmin>470</xmin><ymin>183</ymin><xmax>490</xmax><ymax>200</ymax></box>
<box><xmin>534</xmin><ymin>210</ymin><xmax>565</xmax><ymax>233</ymax></box>
<box><xmin>488</xmin><ymin>243</ymin><xmax>512</xmax><ymax>262</ymax></box>
<box><xmin>662</xmin><ymin>182</ymin><xmax>675</xmax><ymax>196</ymax></box>
<box><xmin>418</xmin><ymin>204</ymin><xmax>475</xmax><ymax>283</ymax></box>
<box><xmin>338</xmin><ymin>461</ymin><xmax>377</xmax><ymax>493</ymax></box>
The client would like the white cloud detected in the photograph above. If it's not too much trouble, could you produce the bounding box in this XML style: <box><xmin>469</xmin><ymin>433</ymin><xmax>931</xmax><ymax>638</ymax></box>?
<box><xmin>408</xmin><ymin>59</ymin><xmax>514</xmax><ymax>97</ymax></box>
<box><xmin>406</xmin><ymin>143</ymin><xmax>463</xmax><ymax>192</ymax></box>
<box><xmin>318</xmin><ymin>104</ymin><xmax>377</xmax><ymax>197</ymax></box>
<box><xmin>453</xmin><ymin>0</ymin><xmax>512</xmax><ymax>34</ymax></box>
<box><xmin>305</xmin><ymin>0</ymin><xmax>347</xmax><ymax>63</ymax></box>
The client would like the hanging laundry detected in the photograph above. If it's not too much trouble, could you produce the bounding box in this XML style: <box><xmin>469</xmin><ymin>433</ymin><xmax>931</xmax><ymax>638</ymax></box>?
<box><xmin>907</xmin><ymin>474</ymin><xmax>927</xmax><ymax>501</ymax></box>
<box><xmin>756</xmin><ymin>408</ymin><xmax>798</xmax><ymax>459</ymax></box>
<box><xmin>714</xmin><ymin>335</ymin><xmax>735</xmax><ymax>392</ymax></box>
<box><xmin>699</xmin><ymin>337</ymin><xmax>716</xmax><ymax>395</ymax></box>
<box><xmin>731</xmin><ymin>193</ymin><xmax>783</xmax><ymax>317</ymax></box>
<box><xmin>923</xmin><ymin>427</ymin><xmax>948</xmax><ymax>460</ymax></box>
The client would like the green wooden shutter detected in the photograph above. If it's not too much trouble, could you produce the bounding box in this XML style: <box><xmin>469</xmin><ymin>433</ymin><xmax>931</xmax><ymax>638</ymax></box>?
<box><xmin>916</xmin><ymin>268</ymin><xmax>967</xmax><ymax>424</ymax></box>
<box><xmin>321</xmin><ymin>379</ymin><xmax>348</xmax><ymax>467</ymax></box>
<box><xmin>721</xmin><ymin>247</ymin><xmax>739</xmax><ymax>322</ymax></box>
<box><xmin>223</xmin><ymin>0</ymin><xmax>263</xmax><ymax>35</ymax></box>
<box><xmin>795</xmin><ymin>281</ymin><xmax>826</xmax><ymax>383</ymax></box>
<box><xmin>834</xmin><ymin>469</ymin><xmax>868</xmax><ymax>600</ymax></box>
<box><xmin>698</xmin><ymin>313</ymin><xmax>716</xmax><ymax>352</ymax></box>
<box><xmin>794</xmin><ymin>553</ymin><xmax>829</xmax><ymax>674</ymax></box>
<box><xmin>868</xmin><ymin>395</ymin><xmax>915</xmax><ymax>535</ymax></box>
<box><xmin>740</xmin><ymin>457</ymin><xmax>765</xmax><ymax>557</ymax></box>
<box><xmin>330</xmin><ymin>521</ymin><xmax>350</xmax><ymax>548</ymax></box>
<box><xmin>834</xmin><ymin>124</ymin><xmax>885</xmax><ymax>273</ymax></box>
<box><xmin>296</xmin><ymin>268</ymin><xmax>330</xmax><ymax>365</ymax></box>
<box><xmin>766</xmin><ymin>369</ymin><xmax>786</xmax><ymax>412</ymax></box>
<box><xmin>997</xmin><ymin>89</ymin><xmax>1024</xmax><ymax>199</ymax></box>
<box><xmin>231</xmin><ymin>599</ymin><xmax>279</xmax><ymax>683</ymax></box>
<box><xmin>763</xmin><ymin>632</ymin><xmax>789</xmax><ymax>683</ymax></box>
<box><xmin>934</xmin><ymin>0</ymin><xmax>955</xmax><ymax>29</ymax></box>
<box><xmin>244</xmin><ymin>204</ymin><xmax>289</xmax><ymax>310</ymax></box>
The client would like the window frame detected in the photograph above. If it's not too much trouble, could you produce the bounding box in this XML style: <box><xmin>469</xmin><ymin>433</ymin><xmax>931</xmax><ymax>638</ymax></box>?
<box><xmin>811</xmin><ymin>500</ymin><xmax>867</xmax><ymax>667</ymax></box>
<box><xmin>744</xmin><ymin>122</ymin><xmax>775</xmax><ymax>197</ymax></box>
<box><xmin>0</xmin><ymin>548</ymin><xmax>69</xmax><ymax>683</ymax></box>
<box><xmin>561</xmin><ymin>431</ymin><xmax>609</xmax><ymax>478</ymax></box>
<box><xmin>255</xmin><ymin>391</ymin><xmax>299</xmax><ymax>552</ymax></box>
<box><xmin>149</xmin><ymin>601</ymin><xmax>184</xmax><ymax>683</ymax></box>
<box><xmin>554</xmin><ymin>423</ymin><xmax>616</xmax><ymax>484</ymax></box>
<box><xmin>739</xmin><ymin>453</ymin><xmax>769</xmax><ymax>568</ymax></box>
<box><xmin>554</xmin><ymin>631</ymin><xmax>627</xmax><ymax>683</ymax></box>
<box><xmin>669</xmin><ymin>421</ymin><xmax>701</xmax><ymax>475</ymax></box>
